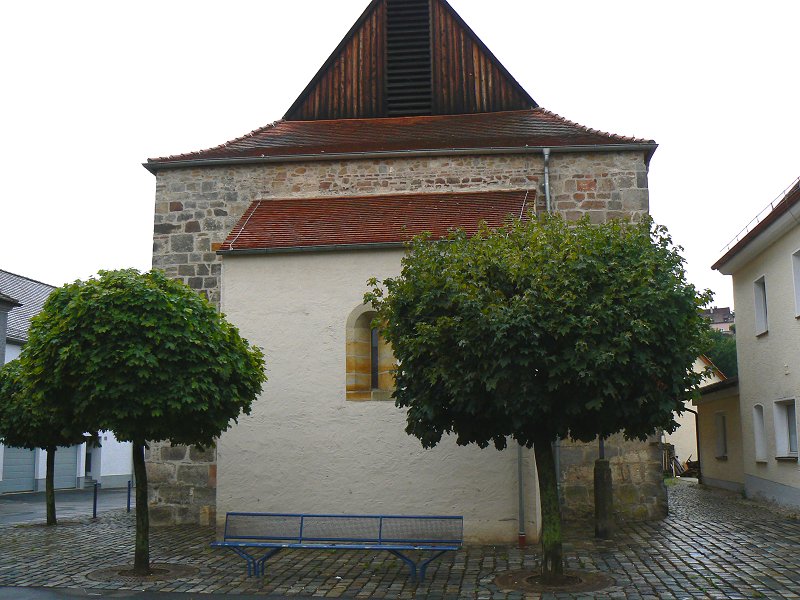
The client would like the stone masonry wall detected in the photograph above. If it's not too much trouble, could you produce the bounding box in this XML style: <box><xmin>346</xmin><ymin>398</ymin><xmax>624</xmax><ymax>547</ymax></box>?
<box><xmin>148</xmin><ymin>150</ymin><xmax>651</xmax><ymax>526</ymax></box>
<box><xmin>559</xmin><ymin>434</ymin><xmax>667</xmax><ymax>521</ymax></box>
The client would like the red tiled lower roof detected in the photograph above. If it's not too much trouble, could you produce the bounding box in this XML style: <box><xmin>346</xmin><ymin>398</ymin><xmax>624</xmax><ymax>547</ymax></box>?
<box><xmin>220</xmin><ymin>190</ymin><xmax>534</xmax><ymax>253</ymax></box>
<box><xmin>147</xmin><ymin>109</ymin><xmax>655</xmax><ymax>171</ymax></box>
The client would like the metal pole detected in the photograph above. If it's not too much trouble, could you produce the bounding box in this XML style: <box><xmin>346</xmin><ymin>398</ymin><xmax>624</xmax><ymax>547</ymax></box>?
<box><xmin>594</xmin><ymin>435</ymin><xmax>613</xmax><ymax>539</ymax></box>
<box><xmin>127</xmin><ymin>480</ymin><xmax>132</xmax><ymax>513</ymax></box>
<box><xmin>92</xmin><ymin>482</ymin><xmax>99</xmax><ymax>519</ymax></box>
<box><xmin>517</xmin><ymin>443</ymin><xmax>525</xmax><ymax>547</ymax></box>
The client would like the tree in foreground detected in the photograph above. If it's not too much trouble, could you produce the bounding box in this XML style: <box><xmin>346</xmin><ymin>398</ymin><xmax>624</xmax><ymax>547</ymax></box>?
<box><xmin>0</xmin><ymin>360</ymin><xmax>94</xmax><ymax>525</ymax></box>
<box><xmin>366</xmin><ymin>214</ymin><xmax>711</xmax><ymax>583</ymax></box>
<box><xmin>20</xmin><ymin>269</ymin><xmax>266</xmax><ymax>575</ymax></box>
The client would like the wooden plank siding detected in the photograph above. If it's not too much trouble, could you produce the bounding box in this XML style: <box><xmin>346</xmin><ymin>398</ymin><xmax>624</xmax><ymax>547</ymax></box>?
<box><xmin>286</xmin><ymin>1</ymin><xmax>386</xmax><ymax>120</ymax></box>
<box><xmin>284</xmin><ymin>0</ymin><xmax>535</xmax><ymax>121</ymax></box>
<box><xmin>430</xmin><ymin>0</ymin><xmax>533</xmax><ymax>115</ymax></box>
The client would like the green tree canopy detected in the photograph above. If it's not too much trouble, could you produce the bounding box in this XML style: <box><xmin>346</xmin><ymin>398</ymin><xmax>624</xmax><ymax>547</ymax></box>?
<box><xmin>367</xmin><ymin>214</ymin><xmax>711</xmax><ymax>581</ymax></box>
<box><xmin>19</xmin><ymin>269</ymin><xmax>266</xmax><ymax>573</ymax></box>
<box><xmin>703</xmin><ymin>329</ymin><xmax>737</xmax><ymax>378</ymax></box>
<box><xmin>0</xmin><ymin>359</ymin><xmax>94</xmax><ymax>525</ymax></box>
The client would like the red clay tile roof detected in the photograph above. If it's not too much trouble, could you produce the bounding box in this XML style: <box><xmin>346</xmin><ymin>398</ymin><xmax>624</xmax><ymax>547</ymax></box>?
<box><xmin>147</xmin><ymin>109</ymin><xmax>655</xmax><ymax>172</ymax></box>
<box><xmin>713</xmin><ymin>178</ymin><xmax>800</xmax><ymax>271</ymax></box>
<box><xmin>220</xmin><ymin>190</ymin><xmax>534</xmax><ymax>253</ymax></box>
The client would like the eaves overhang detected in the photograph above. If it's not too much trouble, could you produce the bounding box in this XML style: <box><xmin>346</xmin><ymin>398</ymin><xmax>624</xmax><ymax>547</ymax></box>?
<box><xmin>0</xmin><ymin>292</ymin><xmax>21</xmax><ymax>310</ymax></box>
<box><xmin>143</xmin><ymin>142</ymin><xmax>658</xmax><ymax>175</ymax></box>
<box><xmin>218</xmin><ymin>242</ymin><xmax>405</xmax><ymax>256</ymax></box>
<box><xmin>693</xmin><ymin>376</ymin><xmax>739</xmax><ymax>407</ymax></box>
<box><xmin>713</xmin><ymin>200</ymin><xmax>800</xmax><ymax>275</ymax></box>
<box><xmin>713</xmin><ymin>178</ymin><xmax>800</xmax><ymax>274</ymax></box>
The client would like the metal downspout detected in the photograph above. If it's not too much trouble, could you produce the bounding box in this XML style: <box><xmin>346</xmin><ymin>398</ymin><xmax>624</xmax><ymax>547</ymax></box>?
<box><xmin>684</xmin><ymin>407</ymin><xmax>702</xmax><ymax>484</ymax></box>
<box><xmin>543</xmin><ymin>147</ymin><xmax>552</xmax><ymax>213</ymax></box>
<box><xmin>543</xmin><ymin>147</ymin><xmax>563</xmax><ymax>514</ymax></box>
<box><xmin>517</xmin><ymin>443</ymin><xmax>525</xmax><ymax>547</ymax></box>
<box><xmin>515</xmin><ymin>148</ymin><xmax>556</xmax><ymax>548</ymax></box>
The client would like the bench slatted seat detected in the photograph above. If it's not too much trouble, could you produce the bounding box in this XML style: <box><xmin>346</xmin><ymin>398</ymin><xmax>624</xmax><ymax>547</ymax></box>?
<box><xmin>211</xmin><ymin>512</ymin><xmax>463</xmax><ymax>581</ymax></box>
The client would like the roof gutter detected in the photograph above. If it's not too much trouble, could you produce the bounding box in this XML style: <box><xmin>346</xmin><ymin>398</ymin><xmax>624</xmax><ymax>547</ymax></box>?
<box><xmin>713</xmin><ymin>193</ymin><xmax>800</xmax><ymax>274</ymax></box>
<box><xmin>697</xmin><ymin>376</ymin><xmax>739</xmax><ymax>397</ymax></box>
<box><xmin>217</xmin><ymin>242</ymin><xmax>406</xmax><ymax>256</ymax></box>
<box><xmin>144</xmin><ymin>143</ymin><xmax>658</xmax><ymax>175</ymax></box>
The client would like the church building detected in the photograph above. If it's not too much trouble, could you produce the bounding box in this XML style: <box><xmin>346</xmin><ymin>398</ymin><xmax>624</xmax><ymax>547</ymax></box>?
<box><xmin>145</xmin><ymin>0</ymin><xmax>663</xmax><ymax>539</ymax></box>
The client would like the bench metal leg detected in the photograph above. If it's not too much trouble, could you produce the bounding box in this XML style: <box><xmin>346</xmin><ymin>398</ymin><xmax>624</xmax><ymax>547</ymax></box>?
<box><xmin>255</xmin><ymin>547</ymin><xmax>283</xmax><ymax>578</ymax></box>
<box><xmin>228</xmin><ymin>547</ymin><xmax>258</xmax><ymax>577</ymax></box>
<box><xmin>386</xmin><ymin>549</ymin><xmax>451</xmax><ymax>582</ymax></box>
<box><xmin>386</xmin><ymin>550</ymin><xmax>418</xmax><ymax>581</ymax></box>
<box><xmin>418</xmin><ymin>550</ymin><xmax>448</xmax><ymax>581</ymax></box>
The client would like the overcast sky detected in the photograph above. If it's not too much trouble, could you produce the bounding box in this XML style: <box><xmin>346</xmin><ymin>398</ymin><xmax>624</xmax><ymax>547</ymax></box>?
<box><xmin>2</xmin><ymin>0</ymin><xmax>798</xmax><ymax>309</ymax></box>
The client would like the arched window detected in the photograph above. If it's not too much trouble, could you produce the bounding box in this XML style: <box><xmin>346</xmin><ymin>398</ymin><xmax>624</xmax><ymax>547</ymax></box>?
<box><xmin>346</xmin><ymin>305</ymin><xmax>394</xmax><ymax>401</ymax></box>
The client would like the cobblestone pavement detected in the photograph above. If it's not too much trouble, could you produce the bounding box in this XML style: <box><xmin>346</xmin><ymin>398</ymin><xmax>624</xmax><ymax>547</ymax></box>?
<box><xmin>1</xmin><ymin>479</ymin><xmax>800</xmax><ymax>598</ymax></box>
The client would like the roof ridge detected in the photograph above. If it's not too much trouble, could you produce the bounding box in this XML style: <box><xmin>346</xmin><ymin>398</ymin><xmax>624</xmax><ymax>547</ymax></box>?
<box><xmin>533</xmin><ymin>107</ymin><xmax>652</xmax><ymax>144</ymax></box>
<box><xmin>0</xmin><ymin>269</ymin><xmax>55</xmax><ymax>290</ymax></box>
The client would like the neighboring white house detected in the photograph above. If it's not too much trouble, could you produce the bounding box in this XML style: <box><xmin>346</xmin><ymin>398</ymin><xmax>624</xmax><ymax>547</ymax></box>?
<box><xmin>666</xmin><ymin>356</ymin><xmax>725</xmax><ymax>468</ymax></box>
<box><xmin>703</xmin><ymin>177</ymin><xmax>800</xmax><ymax>506</ymax></box>
<box><xmin>0</xmin><ymin>269</ymin><xmax>133</xmax><ymax>492</ymax></box>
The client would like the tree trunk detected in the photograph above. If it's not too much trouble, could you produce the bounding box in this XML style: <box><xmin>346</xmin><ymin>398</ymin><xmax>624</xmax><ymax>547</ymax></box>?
<box><xmin>45</xmin><ymin>446</ymin><xmax>57</xmax><ymax>526</ymax></box>
<box><xmin>132</xmin><ymin>441</ymin><xmax>151</xmax><ymax>575</ymax></box>
<box><xmin>534</xmin><ymin>438</ymin><xmax>563</xmax><ymax>583</ymax></box>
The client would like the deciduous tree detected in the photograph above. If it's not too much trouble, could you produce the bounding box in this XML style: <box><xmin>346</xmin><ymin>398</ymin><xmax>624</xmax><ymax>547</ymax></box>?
<box><xmin>0</xmin><ymin>360</ymin><xmax>93</xmax><ymax>525</ymax></box>
<box><xmin>19</xmin><ymin>269</ymin><xmax>266</xmax><ymax>575</ymax></box>
<box><xmin>703</xmin><ymin>329</ymin><xmax>737</xmax><ymax>378</ymax></box>
<box><xmin>366</xmin><ymin>214</ymin><xmax>711</xmax><ymax>582</ymax></box>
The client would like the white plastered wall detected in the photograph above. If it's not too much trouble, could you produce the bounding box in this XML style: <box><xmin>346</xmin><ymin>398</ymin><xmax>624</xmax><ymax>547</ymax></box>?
<box><xmin>733</xmin><ymin>224</ymin><xmax>800</xmax><ymax>500</ymax></box>
<box><xmin>219</xmin><ymin>249</ymin><xmax>541</xmax><ymax>543</ymax></box>
<box><xmin>4</xmin><ymin>341</ymin><xmax>22</xmax><ymax>362</ymax></box>
<box><xmin>98</xmin><ymin>431</ymin><xmax>132</xmax><ymax>480</ymax></box>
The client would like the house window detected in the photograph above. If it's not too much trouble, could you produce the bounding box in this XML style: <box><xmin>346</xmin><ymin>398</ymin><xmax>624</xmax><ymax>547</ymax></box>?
<box><xmin>345</xmin><ymin>306</ymin><xmax>395</xmax><ymax>401</ymax></box>
<box><xmin>714</xmin><ymin>413</ymin><xmax>727</xmax><ymax>459</ymax></box>
<box><xmin>753</xmin><ymin>404</ymin><xmax>767</xmax><ymax>462</ymax></box>
<box><xmin>753</xmin><ymin>276</ymin><xmax>768</xmax><ymax>335</ymax></box>
<box><xmin>793</xmin><ymin>250</ymin><xmax>800</xmax><ymax>317</ymax></box>
<box><xmin>774</xmin><ymin>399</ymin><xmax>798</xmax><ymax>458</ymax></box>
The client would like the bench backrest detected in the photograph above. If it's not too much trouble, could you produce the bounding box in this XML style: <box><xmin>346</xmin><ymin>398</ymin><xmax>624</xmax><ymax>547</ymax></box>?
<box><xmin>223</xmin><ymin>512</ymin><xmax>463</xmax><ymax>546</ymax></box>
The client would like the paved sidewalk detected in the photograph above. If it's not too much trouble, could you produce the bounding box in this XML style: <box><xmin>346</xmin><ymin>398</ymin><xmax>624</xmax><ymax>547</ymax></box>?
<box><xmin>0</xmin><ymin>487</ymin><xmax>131</xmax><ymax>525</ymax></box>
<box><xmin>1</xmin><ymin>480</ymin><xmax>800</xmax><ymax>598</ymax></box>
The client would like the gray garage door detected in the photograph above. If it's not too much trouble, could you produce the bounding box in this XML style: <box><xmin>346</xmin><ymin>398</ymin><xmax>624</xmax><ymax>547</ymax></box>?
<box><xmin>0</xmin><ymin>446</ymin><xmax>36</xmax><ymax>493</ymax></box>
<box><xmin>53</xmin><ymin>445</ymin><xmax>78</xmax><ymax>490</ymax></box>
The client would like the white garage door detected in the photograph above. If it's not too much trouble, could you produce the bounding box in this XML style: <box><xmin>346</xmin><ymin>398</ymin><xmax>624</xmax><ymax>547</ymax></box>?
<box><xmin>53</xmin><ymin>445</ymin><xmax>78</xmax><ymax>490</ymax></box>
<box><xmin>0</xmin><ymin>446</ymin><xmax>36</xmax><ymax>493</ymax></box>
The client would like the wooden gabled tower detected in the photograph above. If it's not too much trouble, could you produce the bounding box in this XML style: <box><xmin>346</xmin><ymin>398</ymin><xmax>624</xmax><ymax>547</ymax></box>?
<box><xmin>284</xmin><ymin>0</ymin><xmax>537</xmax><ymax>120</ymax></box>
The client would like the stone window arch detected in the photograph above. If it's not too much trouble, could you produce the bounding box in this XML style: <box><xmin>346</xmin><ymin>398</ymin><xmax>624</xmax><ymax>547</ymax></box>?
<box><xmin>346</xmin><ymin>305</ymin><xmax>394</xmax><ymax>401</ymax></box>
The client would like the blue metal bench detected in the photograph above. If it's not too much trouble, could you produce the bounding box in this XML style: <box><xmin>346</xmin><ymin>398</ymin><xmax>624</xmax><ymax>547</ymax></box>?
<box><xmin>211</xmin><ymin>512</ymin><xmax>463</xmax><ymax>581</ymax></box>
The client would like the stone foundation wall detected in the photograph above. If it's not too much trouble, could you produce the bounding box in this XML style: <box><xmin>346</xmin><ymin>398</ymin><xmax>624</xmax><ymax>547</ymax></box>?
<box><xmin>148</xmin><ymin>150</ymin><xmax>652</xmax><ymax>526</ymax></box>
<box><xmin>558</xmin><ymin>433</ymin><xmax>667</xmax><ymax>521</ymax></box>
<box><xmin>146</xmin><ymin>442</ymin><xmax>217</xmax><ymax>526</ymax></box>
